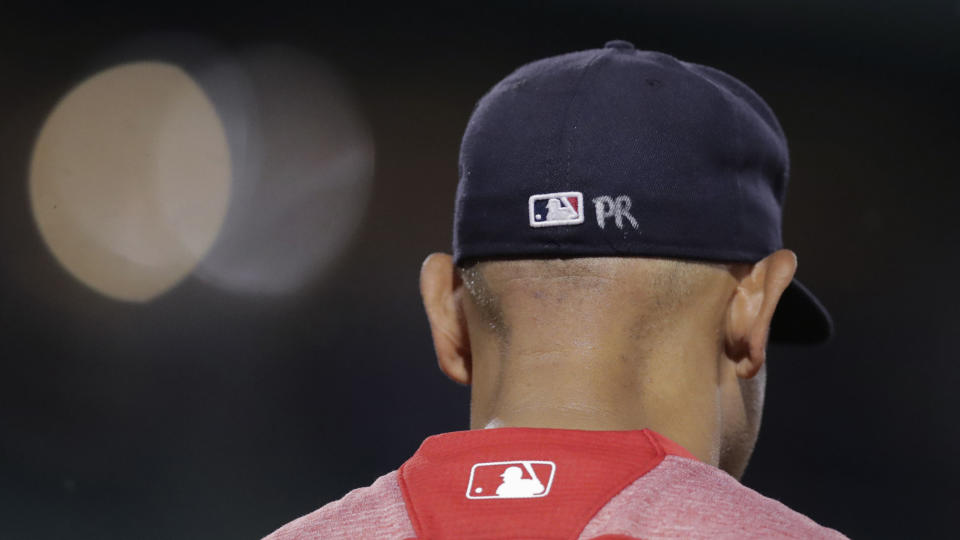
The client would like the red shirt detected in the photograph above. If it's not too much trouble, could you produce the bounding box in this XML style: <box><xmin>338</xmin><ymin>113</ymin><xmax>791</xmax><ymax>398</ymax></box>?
<box><xmin>265</xmin><ymin>428</ymin><xmax>847</xmax><ymax>539</ymax></box>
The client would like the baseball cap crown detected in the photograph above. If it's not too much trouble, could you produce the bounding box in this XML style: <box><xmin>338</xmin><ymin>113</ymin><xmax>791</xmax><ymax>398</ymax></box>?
<box><xmin>453</xmin><ymin>41</ymin><xmax>833</xmax><ymax>344</ymax></box>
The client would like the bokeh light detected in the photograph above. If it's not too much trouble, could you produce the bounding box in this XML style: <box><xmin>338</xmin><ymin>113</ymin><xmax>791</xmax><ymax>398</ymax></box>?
<box><xmin>29</xmin><ymin>61</ymin><xmax>231</xmax><ymax>302</ymax></box>
<box><xmin>28</xmin><ymin>39</ymin><xmax>375</xmax><ymax>302</ymax></box>
<box><xmin>193</xmin><ymin>45</ymin><xmax>375</xmax><ymax>296</ymax></box>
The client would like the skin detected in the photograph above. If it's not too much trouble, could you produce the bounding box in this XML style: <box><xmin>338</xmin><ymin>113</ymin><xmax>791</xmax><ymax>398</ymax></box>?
<box><xmin>419</xmin><ymin>250</ymin><xmax>797</xmax><ymax>480</ymax></box>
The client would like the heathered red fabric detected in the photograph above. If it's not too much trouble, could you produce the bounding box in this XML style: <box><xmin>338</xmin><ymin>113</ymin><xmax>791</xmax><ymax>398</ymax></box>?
<box><xmin>264</xmin><ymin>469</ymin><xmax>416</xmax><ymax>540</ymax></box>
<box><xmin>264</xmin><ymin>428</ymin><xmax>847</xmax><ymax>539</ymax></box>
<box><xmin>578</xmin><ymin>455</ymin><xmax>848</xmax><ymax>539</ymax></box>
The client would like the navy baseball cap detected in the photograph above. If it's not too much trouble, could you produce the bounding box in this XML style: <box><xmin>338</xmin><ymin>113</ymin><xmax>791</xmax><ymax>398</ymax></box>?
<box><xmin>453</xmin><ymin>40</ymin><xmax>833</xmax><ymax>344</ymax></box>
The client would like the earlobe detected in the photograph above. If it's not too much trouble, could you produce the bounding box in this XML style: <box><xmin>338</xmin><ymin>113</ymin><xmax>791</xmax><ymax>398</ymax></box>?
<box><xmin>725</xmin><ymin>249</ymin><xmax>797</xmax><ymax>379</ymax></box>
<box><xmin>420</xmin><ymin>253</ymin><xmax>472</xmax><ymax>385</ymax></box>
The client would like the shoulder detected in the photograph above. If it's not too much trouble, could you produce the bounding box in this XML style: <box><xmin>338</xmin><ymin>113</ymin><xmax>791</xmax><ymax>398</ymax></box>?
<box><xmin>580</xmin><ymin>455</ymin><xmax>848</xmax><ymax>540</ymax></box>
<box><xmin>263</xmin><ymin>470</ymin><xmax>416</xmax><ymax>540</ymax></box>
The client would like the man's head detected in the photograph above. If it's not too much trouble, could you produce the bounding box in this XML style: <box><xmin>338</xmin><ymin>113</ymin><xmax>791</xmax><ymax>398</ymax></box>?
<box><xmin>420</xmin><ymin>42</ymin><xmax>831</xmax><ymax>479</ymax></box>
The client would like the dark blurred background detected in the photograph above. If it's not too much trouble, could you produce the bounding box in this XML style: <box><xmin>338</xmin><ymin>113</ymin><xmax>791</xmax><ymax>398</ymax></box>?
<box><xmin>1</xmin><ymin>1</ymin><xmax>957</xmax><ymax>538</ymax></box>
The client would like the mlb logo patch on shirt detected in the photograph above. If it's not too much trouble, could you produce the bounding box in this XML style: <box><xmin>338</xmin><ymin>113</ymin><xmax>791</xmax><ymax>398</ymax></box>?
<box><xmin>529</xmin><ymin>192</ymin><xmax>584</xmax><ymax>227</ymax></box>
<box><xmin>466</xmin><ymin>460</ymin><xmax>556</xmax><ymax>499</ymax></box>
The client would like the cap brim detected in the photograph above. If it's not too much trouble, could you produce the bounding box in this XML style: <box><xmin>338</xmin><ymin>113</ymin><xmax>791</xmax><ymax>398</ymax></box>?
<box><xmin>769</xmin><ymin>279</ymin><xmax>834</xmax><ymax>345</ymax></box>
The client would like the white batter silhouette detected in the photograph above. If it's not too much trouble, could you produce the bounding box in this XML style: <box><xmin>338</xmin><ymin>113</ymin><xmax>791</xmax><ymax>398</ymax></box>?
<box><xmin>545</xmin><ymin>198</ymin><xmax>577</xmax><ymax>221</ymax></box>
<box><xmin>495</xmin><ymin>464</ymin><xmax>545</xmax><ymax>498</ymax></box>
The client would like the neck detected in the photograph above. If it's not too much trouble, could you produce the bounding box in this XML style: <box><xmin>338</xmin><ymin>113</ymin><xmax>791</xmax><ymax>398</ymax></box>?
<box><xmin>468</xmin><ymin>339</ymin><xmax>723</xmax><ymax>467</ymax></box>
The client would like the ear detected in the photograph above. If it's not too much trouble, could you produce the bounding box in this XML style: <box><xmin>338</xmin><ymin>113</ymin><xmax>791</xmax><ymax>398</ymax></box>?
<box><xmin>725</xmin><ymin>249</ymin><xmax>798</xmax><ymax>379</ymax></box>
<box><xmin>419</xmin><ymin>253</ymin><xmax>472</xmax><ymax>385</ymax></box>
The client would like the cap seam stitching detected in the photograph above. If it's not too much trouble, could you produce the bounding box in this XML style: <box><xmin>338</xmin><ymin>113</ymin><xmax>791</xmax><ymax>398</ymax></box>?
<box><xmin>686</xmin><ymin>64</ymin><xmax>749</xmax><ymax>250</ymax></box>
<box><xmin>558</xmin><ymin>50</ymin><xmax>609</xmax><ymax>188</ymax></box>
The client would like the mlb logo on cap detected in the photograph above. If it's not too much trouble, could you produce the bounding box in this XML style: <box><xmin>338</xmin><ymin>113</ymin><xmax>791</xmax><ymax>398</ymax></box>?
<box><xmin>528</xmin><ymin>192</ymin><xmax>584</xmax><ymax>228</ymax></box>
<box><xmin>466</xmin><ymin>460</ymin><xmax>556</xmax><ymax>499</ymax></box>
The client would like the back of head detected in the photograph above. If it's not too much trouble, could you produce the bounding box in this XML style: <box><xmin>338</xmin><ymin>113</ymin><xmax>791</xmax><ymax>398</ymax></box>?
<box><xmin>420</xmin><ymin>41</ymin><xmax>832</xmax><ymax>477</ymax></box>
<box><xmin>453</xmin><ymin>41</ymin><xmax>832</xmax><ymax>344</ymax></box>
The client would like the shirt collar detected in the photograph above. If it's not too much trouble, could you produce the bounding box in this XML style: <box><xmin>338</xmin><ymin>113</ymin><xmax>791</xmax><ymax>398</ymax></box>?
<box><xmin>398</xmin><ymin>427</ymin><xmax>695</xmax><ymax>539</ymax></box>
